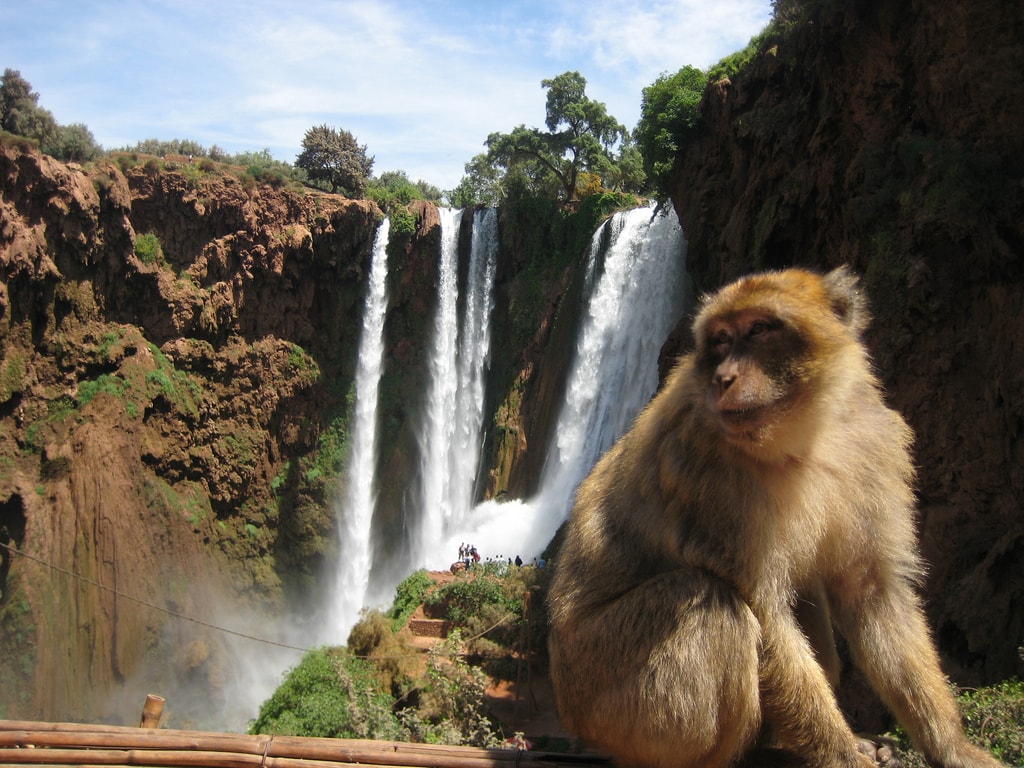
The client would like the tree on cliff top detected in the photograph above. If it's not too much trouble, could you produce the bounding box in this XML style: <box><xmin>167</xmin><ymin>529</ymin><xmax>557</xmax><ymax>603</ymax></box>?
<box><xmin>0</xmin><ymin>69</ymin><xmax>57</xmax><ymax>148</ymax></box>
<box><xmin>295</xmin><ymin>124</ymin><xmax>374</xmax><ymax>197</ymax></box>
<box><xmin>634</xmin><ymin>65</ymin><xmax>707</xmax><ymax>200</ymax></box>
<box><xmin>483</xmin><ymin>71</ymin><xmax>629</xmax><ymax>201</ymax></box>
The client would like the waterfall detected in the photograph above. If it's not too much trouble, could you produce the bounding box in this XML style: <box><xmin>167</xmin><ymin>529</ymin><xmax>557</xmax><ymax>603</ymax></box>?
<box><xmin>448</xmin><ymin>208</ymin><xmax>499</xmax><ymax>526</ymax></box>
<box><xmin>415</xmin><ymin>207</ymin><xmax>465</xmax><ymax>561</ymax></box>
<box><xmin>539</xmin><ymin>206</ymin><xmax>686</xmax><ymax>500</ymax></box>
<box><xmin>440</xmin><ymin>205</ymin><xmax>687</xmax><ymax>563</ymax></box>
<box><xmin>327</xmin><ymin>203</ymin><xmax>683</xmax><ymax>619</ymax></box>
<box><xmin>327</xmin><ymin>216</ymin><xmax>391</xmax><ymax>642</ymax></box>
<box><xmin>412</xmin><ymin>207</ymin><xmax>499</xmax><ymax>568</ymax></box>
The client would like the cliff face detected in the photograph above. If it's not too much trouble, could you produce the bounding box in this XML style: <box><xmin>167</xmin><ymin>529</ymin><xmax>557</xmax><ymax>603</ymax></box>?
<box><xmin>0</xmin><ymin>146</ymin><xmax>386</xmax><ymax>722</ymax></box>
<box><xmin>669</xmin><ymin>0</ymin><xmax>1024</xmax><ymax>695</ymax></box>
<box><xmin>0</xmin><ymin>145</ymin><xmax>592</xmax><ymax>725</ymax></box>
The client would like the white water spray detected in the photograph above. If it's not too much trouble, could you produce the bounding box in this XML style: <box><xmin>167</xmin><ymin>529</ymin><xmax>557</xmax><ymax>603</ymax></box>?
<box><xmin>440</xmin><ymin>205</ymin><xmax>687</xmax><ymax>563</ymax></box>
<box><xmin>328</xmin><ymin>217</ymin><xmax>391</xmax><ymax>642</ymax></box>
<box><xmin>412</xmin><ymin>208</ymin><xmax>500</xmax><ymax>568</ymax></box>
<box><xmin>416</xmin><ymin>207</ymin><xmax>465</xmax><ymax>561</ymax></box>
<box><xmin>447</xmin><ymin>208</ymin><xmax>499</xmax><ymax>526</ymax></box>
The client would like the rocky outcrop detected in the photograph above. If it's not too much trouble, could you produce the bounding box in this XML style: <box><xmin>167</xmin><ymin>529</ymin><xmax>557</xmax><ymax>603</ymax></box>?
<box><xmin>0</xmin><ymin>145</ymin><xmax>385</xmax><ymax>722</ymax></box>
<box><xmin>668</xmin><ymin>0</ymin><xmax>1024</xmax><ymax>706</ymax></box>
<box><xmin>0</xmin><ymin>145</ymin><xmax>591</xmax><ymax>725</ymax></box>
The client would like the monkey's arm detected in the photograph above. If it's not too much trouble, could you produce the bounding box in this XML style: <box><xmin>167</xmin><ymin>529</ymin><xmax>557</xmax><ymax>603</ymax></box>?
<box><xmin>755</xmin><ymin>596</ymin><xmax>874</xmax><ymax>768</ymax></box>
<box><xmin>832</xmin><ymin>576</ymin><xmax>1006</xmax><ymax>768</ymax></box>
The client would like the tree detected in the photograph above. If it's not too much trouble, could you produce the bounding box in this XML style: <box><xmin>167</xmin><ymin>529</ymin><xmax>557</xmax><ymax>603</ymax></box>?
<box><xmin>483</xmin><ymin>71</ymin><xmax>627</xmax><ymax>201</ymax></box>
<box><xmin>295</xmin><ymin>124</ymin><xmax>373</xmax><ymax>197</ymax></box>
<box><xmin>50</xmin><ymin>123</ymin><xmax>101</xmax><ymax>162</ymax></box>
<box><xmin>634</xmin><ymin>66</ymin><xmax>707</xmax><ymax>198</ymax></box>
<box><xmin>0</xmin><ymin>69</ymin><xmax>58</xmax><ymax>149</ymax></box>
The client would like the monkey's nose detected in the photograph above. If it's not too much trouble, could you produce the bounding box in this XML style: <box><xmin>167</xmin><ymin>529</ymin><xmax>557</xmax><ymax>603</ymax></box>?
<box><xmin>715</xmin><ymin>373</ymin><xmax>736</xmax><ymax>393</ymax></box>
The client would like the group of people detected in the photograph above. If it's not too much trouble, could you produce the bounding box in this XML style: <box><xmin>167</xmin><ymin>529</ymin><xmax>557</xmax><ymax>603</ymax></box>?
<box><xmin>456</xmin><ymin>543</ymin><xmax>531</xmax><ymax>570</ymax></box>
<box><xmin>457</xmin><ymin>542</ymin><xmax>480</xmax><ymax>565</ymax></box>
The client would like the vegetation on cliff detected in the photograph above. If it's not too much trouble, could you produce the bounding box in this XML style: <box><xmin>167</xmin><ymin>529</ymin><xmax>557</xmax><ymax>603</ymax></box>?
<box><xmin>253</xmin><ymin>563</ymin><xmax>552</xmax><ymax>749</ymax></box>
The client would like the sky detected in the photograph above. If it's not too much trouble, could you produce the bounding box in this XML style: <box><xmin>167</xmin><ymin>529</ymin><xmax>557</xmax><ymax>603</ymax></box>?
<box><xmin>1</xmin><ymin>0</ymin><xmax>773</xmax><ymax>191</ymax></box>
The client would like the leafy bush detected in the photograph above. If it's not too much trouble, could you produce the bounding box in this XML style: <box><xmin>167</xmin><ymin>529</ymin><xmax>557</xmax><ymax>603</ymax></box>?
<box><xmin>133</xmin><ymin>233</ymin><xmax>162</xmax><ymax>265</ymax></box>
<box><xmin>424</xmin><ymin>574</ymin><xmax>512</xmax><ymax>625</ymax></box>
<box><xmin>398</xmin><ymin>632</ymin><xmax>503</xmax><ymax>748</ymax></box>
<box><xmin>249</xmin><ymin>648</ymin><xmax>404</xmax><ymax>739</ymax></box>
<box><xmin>388</xmin><ymin>569</ymin><xmax>433</xmax><ymax>631</ymax></box>
<box><xmin>635</xmin><ymin>65</ymin><xmax>707</xmax><ymax>199</ymax></box>
<box><xmin>347</xmin><ymin>609</ymin><xmax>418</xmax><ymax>696</ymax></box>
<box><xmin>388</xmin><ymin>205</ymin><xmax>418</xmax><ymax>239</ymax></box>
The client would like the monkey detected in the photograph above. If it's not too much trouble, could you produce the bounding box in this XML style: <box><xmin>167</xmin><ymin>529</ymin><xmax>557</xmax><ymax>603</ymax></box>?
<box><xmin>547</xmin><ymin>267</ymin><xmax>1004</xmax><ymax>768</ymax></box>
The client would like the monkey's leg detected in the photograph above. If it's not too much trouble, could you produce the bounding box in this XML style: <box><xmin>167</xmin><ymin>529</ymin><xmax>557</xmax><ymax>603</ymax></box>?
<box><xmin>549</xmin><ymin>568</ymin><xmax>761</xmax><ymax>768</ymax></box>
<box><xmin>794</xmin><ymin>579</ymin><xmax>841</xmax><ymax>690</ymax></box>
<box><xmin>835</xmin><ymin>581</ymin><xmax>1005</xmax><ymax>768</ymax></box>
<box><xmin>756</xmin><ymin>604</ymin><xmax>875</xmax><ymax>768</ymax></box>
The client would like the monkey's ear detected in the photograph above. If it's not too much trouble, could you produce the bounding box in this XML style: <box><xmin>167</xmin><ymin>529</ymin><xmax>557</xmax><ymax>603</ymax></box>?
<box><xmin>822</xmin><ymin>266</ymin><xmax>868</xmax><ymax>335</ymax></box>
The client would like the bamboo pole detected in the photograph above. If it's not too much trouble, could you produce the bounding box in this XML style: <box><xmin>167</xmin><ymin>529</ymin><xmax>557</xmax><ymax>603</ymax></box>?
<box><xmin>0</xmin><ymin>721</ymin><xmax>609</xmax><ymax>768</ymax></box>
<box><xmin>139</xmin><ymin>696</ymin><xmax>165</xmax><ymax>729</ymax></box>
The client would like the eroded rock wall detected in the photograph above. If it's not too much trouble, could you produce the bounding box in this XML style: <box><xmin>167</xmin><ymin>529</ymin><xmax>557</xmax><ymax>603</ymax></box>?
<box><xmin>0</xmin><ymin>144</ymin><xmax>384</xmax><ymax>722</ymax></box>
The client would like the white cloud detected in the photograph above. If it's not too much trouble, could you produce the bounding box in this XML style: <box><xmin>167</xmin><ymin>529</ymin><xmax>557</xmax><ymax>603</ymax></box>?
<box><xmin>0</xmin><ymin>0</ymin><xmax>772</xmax><ymax>189</ymax></box>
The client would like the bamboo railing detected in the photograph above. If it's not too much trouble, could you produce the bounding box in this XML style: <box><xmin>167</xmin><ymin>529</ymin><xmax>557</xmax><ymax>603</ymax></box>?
<box><xmin>0</xmin><ymin>720</ymin><xmax>610</xmax><ymax>768</ymax></box>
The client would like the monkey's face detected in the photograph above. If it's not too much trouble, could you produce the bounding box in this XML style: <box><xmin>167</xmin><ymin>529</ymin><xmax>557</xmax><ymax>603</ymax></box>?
<box><xmin>690</xmin><ymin>270</ymin><xmax>858</xmax><ymax>459</ymax></box>
<box><xmin>698</xmin><ymin>309</ymin><xmax>810</xmax><ymax>443</ymax></box>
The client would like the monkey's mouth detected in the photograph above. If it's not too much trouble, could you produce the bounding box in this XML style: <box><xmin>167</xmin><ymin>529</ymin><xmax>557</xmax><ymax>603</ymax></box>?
<box><xmin>719</xmin><ymin>406</ymin><xmax>768</xmax><ymax>434</ymax></box>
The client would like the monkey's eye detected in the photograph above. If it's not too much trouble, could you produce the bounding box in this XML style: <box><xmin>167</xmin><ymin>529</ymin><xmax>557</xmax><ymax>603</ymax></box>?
<box><xmin>746</xmin><ymin>320</ymin><xmax>773</xmax><ymax>339</ymax></box>
<box><xmin>709</xmin><ymin>330</ymin><xmax>732</xmax><ymax>354</ymax></box>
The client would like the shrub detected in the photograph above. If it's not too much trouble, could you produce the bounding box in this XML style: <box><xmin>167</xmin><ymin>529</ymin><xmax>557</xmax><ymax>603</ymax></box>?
<box><xmin>249</xmin><ymin>647</ymin><xmax>404</xmax><ymax>739</ymax></box>
<box><xmin>388</xmin><ymin>569</ymin><xmax>433</xmax><ymax>630</ymax></box>
<box><xmin>424</xmin><ymin>574</ymin><xmax>511</xmax><ymax>625</ymax></box>
<box><xmin>347</xmin><ymin>609</ymin><xmax>418</xmax><ymax>697</ymax></box>
<box><xmin>133</xmin><ymin>233</ymin><xmax>162</xmax><ymax>265</ymax></box>
<box><xmin>398</xmin><ymin>632</ymin><xmax>503</xmax><ymax>748</ymax></box>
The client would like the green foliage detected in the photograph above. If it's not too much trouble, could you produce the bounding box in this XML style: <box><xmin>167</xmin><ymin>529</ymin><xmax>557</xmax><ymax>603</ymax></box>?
<box><xmin>347</xmin><ymin>609</ymin><xmax>418</xmax><ymax>696</ymax></box>
<box><xmin>127</xmin><ymin>137</ymin><xmax>207</xmax><ymax>159</ymax></box>
<box><xmin>300</xmin><ymin>414</ymin><xmax>350</xmax><ymax>488</ymax></box>
<box><xmin>424</xmin><ymin>573</ymin><xmax>517</xmax><ymax>625</ymax></box>
<box><xmin>957</xmin><ymin>680</ymin><xmax>1024</xmax><ymax>765</ymax></box>
<box><xmin>295</xmin><ymin>124</ymin><xmax>374</xmax><ymax>197</ymax></box>
<box><xmin>50</xmin><ymin>122</ymin><xmax>101</xmax><ymax>162</ymax></box>
<box><xmin>76</xmin><ymin>374</ymin><xmax>128</xmax><ymax>408</ymax></box>
<box><xmin>133</xmin><ymin>233</ymin><xmax>162</xmax><ymax>265</ymax></box>
<box><xmin>399</xmin><ymin>632</ymin><xmax>503</xmax><ymax>748</ymax></box>
<box><xmin>0</xmin><ymin>352</ymin><xmax>27</xmax><ymax>404</ymax></box>
<box><xmin>388</xmin><ymin>569</ymin><xmax>433</xmax><ymax>631</ymax></box>
<box><xmin>388</xmin><ymin>205</ymin><xmax>418</xmax><ymax>239</ymax></box>
<box><xmin>0</xmin><ymin>69</ymin><xmax>57</xmax><ymax>152</ymax></box>
<box><xmin>249</xmin><ymin>647</ymin><xmax>404</xmax><ymax>739</ymax></box>
<box><xmin>448</xmin><ymin>153</ymin><xmax>504</xmax><ymax>207</ymax></box>
<box><xmin>483</xmin><ymin>71</ymin><xmax>629</xmax><ymax>202</ymax></box>
<box><xmin>885</xmin><ymin>680</ymin><xmax>1024</xmax><ymax>767</ymax></box>
<box><xmin>635</xmin><ymin>65</ymin><xmax>707</xmax><ymax>199</ymax></box>
<box><xmin>366</xmin><ymin>170</ymin><xmax>441</xmax><ymax>209</ymax></box>
<box><xmin>707</xmin><ymin>23</ymin><xmax>777</xmax><ymax>82</ymax></box>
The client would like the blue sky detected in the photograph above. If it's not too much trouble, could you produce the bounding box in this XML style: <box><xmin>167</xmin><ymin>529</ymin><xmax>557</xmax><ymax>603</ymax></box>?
<box><xmin>2</xmin><ymin>0</ymin><xmax>772</xmax><ymax>190</ymax></box>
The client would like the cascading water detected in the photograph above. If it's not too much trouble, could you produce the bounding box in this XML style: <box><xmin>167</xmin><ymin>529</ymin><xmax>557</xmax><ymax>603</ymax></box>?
<box><xmin>440</xmin><ymin>204</ymin><xmax>687</xmax><ymax>562</ymax></box>
<box><xmin>415</xmin><ymin>207</ymin><xmax>465</xmax><ymax>561</ymax></box>
<box><xmin>412</xmin><ymin>208</ymin><xmax>499</xmax><ymax>567</ymax></box>
<box><xmin>327</xmin><ymin>217</ymin><xmax>391</xmax><ymax>642</ymax></box>
<box><xmin>327</xmin><ymin>204</ymin><xmax>682</xmax><ymax>623</ymax></box>
<box><xmin>447</xmin><ymin>208</ymin><xmax>499</xmax><ymax>526</ymax></box>
<box><xmin>539</xmin><ymin>206</ymin><xmax>686</xmax><ymax>501</ymax></box>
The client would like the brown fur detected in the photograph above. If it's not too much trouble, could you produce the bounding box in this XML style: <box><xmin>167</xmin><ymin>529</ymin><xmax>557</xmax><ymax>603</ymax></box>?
<box><xmin>547</xmin><ymin>268</ymin><xmax>1004</xmax><ymax>768</ymax></box>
